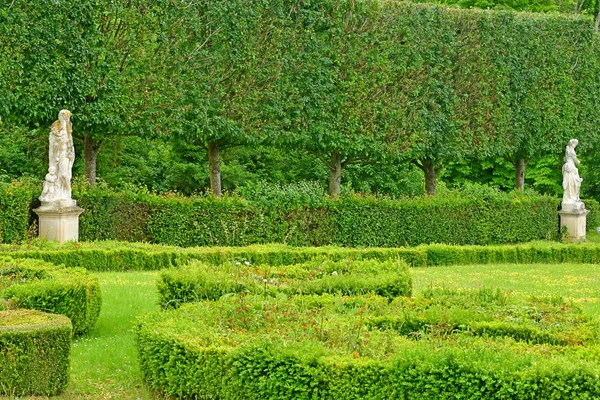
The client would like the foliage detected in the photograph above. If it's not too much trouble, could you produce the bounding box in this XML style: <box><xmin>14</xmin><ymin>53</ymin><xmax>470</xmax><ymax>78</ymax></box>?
<box><xmin>157</xmin><ymin>258</ymin><xmax>412</xmax><ymax>309</ymax></box>
<box><xmin>0</xmin><ymin>178</ymin><xmax>38</xmax><ymax>244</ymax></box>
<box><xmin>0</xmin><ymin>257</ymin><xmax>102</xmax><ymax>335</ymax></box>
<box><xmin>71</xmin><ymin>182</ymin><xmax>560</xmax><ymax>247</ymax></box>
<box><xmin>0</xmin><ymin>0</ymin><xmax>179</xmax><ymax>181</ymax></box>
<box><xmin>136</xmin><ymin>292</ymin><xmax>600</xmax><ymax>399</ymax></box>
<box><xmin>2</xmin><ymin>2</ymin><xmax>599</xmax><ymax>197</ymax></box>
<box><xmin>0</xmin><ymin>309</ymin><xmax>72</xmax><ymax>397</ymax></box>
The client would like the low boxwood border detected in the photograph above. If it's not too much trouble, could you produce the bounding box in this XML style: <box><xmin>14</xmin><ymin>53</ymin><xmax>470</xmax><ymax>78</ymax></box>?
<box><xmin>0</xmin><ymin>309</ymin><xmax>72</xmax><ymax>397</ymax></box>
<box><xmin>136</xmin><ymin>294</ymin><xmax>600</xmax><ymax>399</ymax></box>
<box><xmin>0</xmin><ymin>257</ymin><xmax>102</xmax><ymax>335</ymax></box>
<box><xmin>4</xmin><ymin>241</ymin><xmax>600</xmax><ymax>272</ymax></box>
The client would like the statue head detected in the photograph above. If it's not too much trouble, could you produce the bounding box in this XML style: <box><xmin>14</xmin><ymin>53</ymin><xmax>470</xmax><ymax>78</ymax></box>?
<box><xmin>568</xmin><ymin>139</ymin><xmax>579</xmax><ymax>148</ymax></box>
<box><xmin>58</xmin><ymin>110</ymin><xmax>72</xmax><ymax>122</ymax></box>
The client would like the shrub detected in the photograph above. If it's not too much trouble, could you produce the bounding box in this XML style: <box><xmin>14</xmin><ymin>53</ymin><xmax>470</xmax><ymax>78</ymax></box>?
<box><xmin>0</xmin><ymin>257</ymin><xmax>102</xmax><ymax>335</ymax></box>
<box><xmin>0</xmin><ymin>178</ymin><xmax>561</xmax><ymax>247</ymax></box>
<box><xmin>157</xmin><ymin>258</ymin><xmax>413</xmax><ymax>309</ymax></box>
<box><xmin>136</xmin><ymin>292</ymin><xmax>600</xmax><ymax>399</ymax></box>
<box><xmin>0</xmin><ymin>309</ymin><xmax>72</xmax><ymax>397</ymax></box>
<box><xmin>0</xmin><ymin>179</ymin><xmax>37</xmax><ymax>244</ymax></box>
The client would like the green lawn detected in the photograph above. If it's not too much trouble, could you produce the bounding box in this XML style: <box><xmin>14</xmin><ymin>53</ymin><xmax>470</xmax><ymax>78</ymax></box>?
<box><xmin>413</xmin><ymin>262</ymin><xmax>600</xmax><ymax>316</ymax></box>
<box><xmin>6</xmin><ymin>261</ymin><xmax>600</xmax><ymax>399</ymax></box>
<box><xmin>51</xmin><ymin>271</ymin><xmax>160</xmax><ymax>400</ymax></box>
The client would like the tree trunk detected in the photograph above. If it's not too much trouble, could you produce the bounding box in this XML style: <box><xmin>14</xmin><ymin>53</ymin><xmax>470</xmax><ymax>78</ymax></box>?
<box><xmin>208</xmin><ymin>141</ymin><xmax>222</xmax><ymax>198</ymax></box>
<box><xmin>514</xmin><ymin>158</ymin><xmax>527</xmax><ymax>191</ymax></box>
<box><xmin>595</xmin><ymin>7</ymin><xmax>600</xmax><ymax>33</ymax></box>
<box><xmin>83</xmin><ymin>135</ymin><xmax>102</xmax><ymax>185</ymax></box>
<box><xmin>328</xmin><ymin>151</ymin><xmax>342</xmax><ymax>197</ymax></box>
<box><xmin>422</xmin><ymin>159</ymin><xmax>437</xmax><ymax>196</ymax></box>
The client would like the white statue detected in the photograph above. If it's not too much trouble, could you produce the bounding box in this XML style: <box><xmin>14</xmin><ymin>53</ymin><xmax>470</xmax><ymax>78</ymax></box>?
<box><xmin>40</xmin><ymin>110</ymin><xmax>75</xmax><ymax>205</ymax></box>
<box><xmin>562</xmin><ymin>139</ymin><xmax>583</xmax><ymax>206</ymax></box>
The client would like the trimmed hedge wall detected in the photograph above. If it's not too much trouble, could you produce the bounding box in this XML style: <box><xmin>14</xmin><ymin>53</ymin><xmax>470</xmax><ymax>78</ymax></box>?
<box><xmin>80</xmin><ymin>187</ymin><xmax>561</xmax><ymax>247</ymax></box>
<box><xmin>0</xmin><ymin>180</ymin><xmax>564</xmax><ymax>247</ymax></box>
<box><xmin>5</xmin><ymin>240</ymin><xmax>600</xmax><ymax>272</ymax></box>
<box><xmin>136</xmin><ymin>293</ymin><xmax>600</xmax><ymax>399</ymax></box>
<box><xmin>0</xmin><ymin>257</ymin><xmax>102</xmax><ymax>335</ymax></box>
<box><xmin>157</xmin><ymin>258</ymin><xmax>412</xmax><ymax>309</ymax></box>
<box><xmin>0</xmin><ymin>309</ymin><xmax>72</xmax><ymax>397</ymax></box>
<box><xmin>0</xmin><ymin>180</ymin><xmax>36</xmax><ymax>244</ymax></box>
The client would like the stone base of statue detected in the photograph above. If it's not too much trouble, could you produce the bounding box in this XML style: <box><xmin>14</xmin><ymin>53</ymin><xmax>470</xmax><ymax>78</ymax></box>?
<box><xmin>559</xmin><ymin>201</ymin><xmax>589</xmax><ymax>242</ymax></box>
<box><xmin>34</xmin><ymin>200</ymin><xmax>84</xmax><ymax>243</ymax></box>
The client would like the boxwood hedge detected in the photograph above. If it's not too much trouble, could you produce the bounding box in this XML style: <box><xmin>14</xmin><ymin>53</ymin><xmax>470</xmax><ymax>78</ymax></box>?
<box><xmin>157</xmin><ymin>258</ymin><xmax>412</xmax><ymax>309</ymax></box>
<box><xmin>1</xmin><ymin>179</ymin><xmax>563</xmax><ymax>247</ymax></box>
<box><xmin>0</xmin><ymin>257</ymin><xmax>101</xmax><ymax>335</ymax></box>
<box><xmin>5</xmin><ymin>240</ymin><xmax>600</xmax><ymax>272</ymax></box>
<box><xmin>136</xmin><ymin>292</ymin><xmax>600</xmax><ymax>399</ymax></box>
<box><xmin>0</xmin><ymin>309</ymin><xmax>72</xmax><ymax>397</ymax></box>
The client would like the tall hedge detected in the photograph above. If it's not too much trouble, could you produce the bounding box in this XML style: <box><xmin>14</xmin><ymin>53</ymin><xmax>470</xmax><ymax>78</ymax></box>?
<box><xmin>0</xmin><ymin>180</ymin><xmax>37</xmax><ymax>243</ymax></box>
<box><xmin>0</xmin><ymin>180</ymin><xmax>566</xmax><ymax>247</ymax></box>
<box><xmin>77</xmin><ymin>185</ymin><xmax>560</xmax><ymax>247</ymax></box>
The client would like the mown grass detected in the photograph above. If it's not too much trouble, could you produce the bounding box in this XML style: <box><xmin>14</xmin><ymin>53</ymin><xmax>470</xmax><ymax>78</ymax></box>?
<box><xmin>413</xmin><ymin>262</ymin><xmax>600</xmax><ymax>316</ymax></box>
<box><xmin>5</xmin><ymin>260</ymin><xmax>600</xmax><ymax>399</ymax></box>
<box><xmin>3</xmin><ymin>271</ymin><xmax>162</xmax><ymax>400</ymax></box>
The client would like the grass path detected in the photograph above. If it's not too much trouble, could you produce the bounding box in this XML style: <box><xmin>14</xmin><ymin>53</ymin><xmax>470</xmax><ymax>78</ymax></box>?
<box><xmin>53</xmin><ymin>271</ymin><xmax>160</xmax><ymax>400</ymax></box>
<box><xmin>5</xmin><ymin>262</ymin><xmax>600</xmax><ymax>399</ymax></box>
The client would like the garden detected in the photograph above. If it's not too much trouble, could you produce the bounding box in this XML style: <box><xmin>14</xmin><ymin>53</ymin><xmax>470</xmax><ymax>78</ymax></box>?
<box><xmin>5</xmin><ymin>240</ymin><xmax>600</xmax><ymax>398</ymax></box>
<box><xmin>4</xmin><ymin>0</ymin><xmax>600</xmax><ymax>399</ymax></box>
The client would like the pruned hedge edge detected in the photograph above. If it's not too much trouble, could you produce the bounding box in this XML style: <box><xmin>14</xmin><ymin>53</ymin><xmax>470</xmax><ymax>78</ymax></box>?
<box><xmin>0</xmin><ymin>309</ymin><xmax>72</xmax><ymax>397</ymax></box>
<box><xmin>1</xmin><ymin>179</ymin><xmax>564</xmax><ymax>247</ymax></box>
<box><xmin>0</xmin><ymin>257</ymin><xmax>102</xmax><ymax>335</ymax></box>
<box><xmin>4</xmin><ymin>240</ymin><xmax>600</xmax><ymax>272</ymax></box>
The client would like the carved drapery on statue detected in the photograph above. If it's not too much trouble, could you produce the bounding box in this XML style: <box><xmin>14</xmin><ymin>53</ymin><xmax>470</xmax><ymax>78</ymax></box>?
<box><xmin>40</xmin><ymin>110</ymin><xmax>75</xmax><ymax>206</ymax></box>
<box><xmin>561</xmin><ymin>139</ymin><xmax>583</xmax><ymax>208</ymax></box>
<box><xmin>559</xmin><ymin>138</ymin><xmax>588</xmax><ymax>241</ymax></box>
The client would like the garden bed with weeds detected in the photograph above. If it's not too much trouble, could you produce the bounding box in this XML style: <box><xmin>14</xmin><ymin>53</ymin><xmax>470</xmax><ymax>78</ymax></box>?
<box><xmin>136</xmin><ymin>289</ymin><xmax>600</xmax><ymax>399</ymax></box>
<box><xmin>157</xmin><ymin>258</ymin><xmax>412</xmax><ymax>309</ymax></box>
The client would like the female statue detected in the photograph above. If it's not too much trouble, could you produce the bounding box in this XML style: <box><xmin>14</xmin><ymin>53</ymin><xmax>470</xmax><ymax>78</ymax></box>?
<box><xmin>562</xmin><ymin>139</ymin><xmax>582</xmax><ymax>205</ymax></box>
<box><xmin>40</xmin><ymin>110</ymin><xmax>74</xmax><ymax>203</ymax></box>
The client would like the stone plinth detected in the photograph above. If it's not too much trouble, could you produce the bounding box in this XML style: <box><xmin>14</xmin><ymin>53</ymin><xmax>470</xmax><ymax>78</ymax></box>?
<box><xmin>559</xmin><ymin>202</ymin><xmax>588</xmax><ymax>242</ymax></box>
<box><xmin>34</xmin><ymin>201</ymin><xmax>84</xmax><ymax>243</ymax></box>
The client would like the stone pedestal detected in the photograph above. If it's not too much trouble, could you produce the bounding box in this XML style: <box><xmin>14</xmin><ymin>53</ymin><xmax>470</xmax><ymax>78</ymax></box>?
<box><xmin>559</xmin><ymin>202</ymin><xmax>588</xmax><ymax>242</ymax></box>
<box><xmin>34</xmin><ymin>201</ymin><xmax>84</xmax><ymax>243</ymax></box>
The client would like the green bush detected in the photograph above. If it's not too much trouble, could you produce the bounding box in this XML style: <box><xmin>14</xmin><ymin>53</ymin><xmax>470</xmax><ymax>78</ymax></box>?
<box><xmin>0</xmin><ymin>257</ymin><xmax>101</xmax><ymax>335</ymax></box>
<box><xmin>157</xmin><ymin>258</ymin><xmax>412</xmax><ymax>309</ymax></box>
<box><xmin>0</xmin><ymin>178</ymin><xmax>562</xmax><ymax>247</ymax></box>
<box><xmin>136</xmin><ymin>292</ymin><xmax>600</xmax><ymax>399</ymax></box>
<box><xmin>0</xmin><ymin>309</ymin><xmax>72</xmax><ymax>397</ymax></box>
<box><xmin>583</xmin><ymin>198</ymin><xmax>600</xmax><ymax>231</ymax></box>
<box><xmin>0</xmin><ymin>179</ymin><xmax>37</xmax><ymax>244</ymax></box>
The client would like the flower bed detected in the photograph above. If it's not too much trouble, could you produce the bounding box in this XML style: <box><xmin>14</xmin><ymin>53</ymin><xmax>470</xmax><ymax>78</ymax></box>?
<box><xmin>157</xmin><ymin>258</ymin><xmax>412</xmax><ymax>309</ymax></box>
<box><xmin>136</xmin><ymin>291</ymin><xmax>600</xmax><ymax>399</ymax></box>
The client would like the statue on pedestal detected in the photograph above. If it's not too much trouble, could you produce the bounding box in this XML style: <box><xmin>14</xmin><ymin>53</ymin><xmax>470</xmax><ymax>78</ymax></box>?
<box><xmin>40</xmin><ymin>110</ymin><xmax>75</xmax><ymax>206</ymax></box>
<box><xmin>559</xmin><ymin>138</ymin><xmax>588</xmax><ymax>241</ymax></box>
<box><xmin>561</xmin><ymin>138</ymin><xmax>583</xmax><ymax>208</ymax></box>
<box><xmin>34</xmin><ymin>109</ymin><xmax>83</xmax><ymax>243</ymax></box>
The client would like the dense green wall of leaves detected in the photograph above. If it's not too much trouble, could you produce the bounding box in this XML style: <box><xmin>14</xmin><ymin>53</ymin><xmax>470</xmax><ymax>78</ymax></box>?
<box><xmin>0</xmin><ymin>180</ymin><xmax>559</xmax><ymax>247</ymax></box>
<box><xmin>1</xmin><ymin>1</ymin><xmax>598</xmax><ymax>195</ymax></box>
